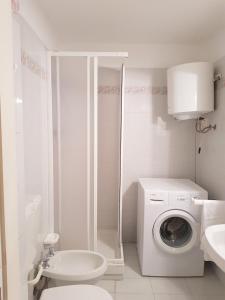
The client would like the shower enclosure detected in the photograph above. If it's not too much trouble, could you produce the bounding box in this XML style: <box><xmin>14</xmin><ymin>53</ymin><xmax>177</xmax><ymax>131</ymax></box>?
<box><xmin>49</xmin><ymin>52</ymin><xmax>127</xmax><ymax>276</ymax></box>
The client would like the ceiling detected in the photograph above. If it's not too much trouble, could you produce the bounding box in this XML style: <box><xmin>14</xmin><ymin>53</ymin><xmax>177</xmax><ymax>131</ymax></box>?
<box><xmin>37</xmin><ymin>0</ymin><xmax>225</xmax><ymax>44</ymax></box>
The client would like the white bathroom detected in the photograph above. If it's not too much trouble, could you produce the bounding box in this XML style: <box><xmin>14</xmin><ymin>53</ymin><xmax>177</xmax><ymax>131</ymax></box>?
<box><xmin>1</xmin><ymin>1</ymin><xmax>225</xmax><ymax>300</ymax></box>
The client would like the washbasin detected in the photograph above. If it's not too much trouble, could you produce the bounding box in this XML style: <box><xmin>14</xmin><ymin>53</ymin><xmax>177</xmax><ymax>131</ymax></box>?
<box><xmin>204</xmin><ymin>224</ymin><xmax>225</xmax><ymax>272</ymax></box>
<box><xmin>43</xmin><ymin>250</ymin><xmax>107</xmax><ymax>283</ymax></box>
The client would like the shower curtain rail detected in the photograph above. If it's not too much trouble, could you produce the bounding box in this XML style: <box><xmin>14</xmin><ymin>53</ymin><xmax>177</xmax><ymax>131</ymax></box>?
<box><xmin>49</xmin><ymin>51</ymin><xmax>128</xmax><ymax>58</ymax></box>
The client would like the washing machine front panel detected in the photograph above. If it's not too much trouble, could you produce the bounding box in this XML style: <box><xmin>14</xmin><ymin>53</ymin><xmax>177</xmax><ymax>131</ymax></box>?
<box><xmin>153</xmin><ymin>210</ymin><xmax>199</xmax><ymax>254</ymax></box>
<box><xmin>137</xmin><ymin>178</ymin><xmax>207</xmax><ymax>277</ymax></box>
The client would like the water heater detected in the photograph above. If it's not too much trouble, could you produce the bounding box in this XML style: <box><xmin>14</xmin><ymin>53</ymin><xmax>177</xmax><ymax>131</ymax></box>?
<box><xmin>167</xmin><ymin>62</ymin><xmax>214</xmax><ymax>120</ymax></box>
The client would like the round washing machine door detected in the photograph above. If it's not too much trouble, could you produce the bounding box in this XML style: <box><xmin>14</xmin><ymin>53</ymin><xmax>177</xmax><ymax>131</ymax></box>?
<box><xmin>153</xmin><ymin>210</ymin><xmax>199</xmax><ymax>254</ymax></box>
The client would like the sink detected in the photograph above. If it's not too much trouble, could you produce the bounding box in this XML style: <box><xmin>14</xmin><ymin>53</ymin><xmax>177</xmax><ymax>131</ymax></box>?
<box><xmin>43</xmin><ymin>250</ymin><xmax>107</xmax><ymax>284</ymax></box>
<box><xmin>204</xmin><ymin>224</ymin><xmax>225</xmax><ymax>272</ymax></box>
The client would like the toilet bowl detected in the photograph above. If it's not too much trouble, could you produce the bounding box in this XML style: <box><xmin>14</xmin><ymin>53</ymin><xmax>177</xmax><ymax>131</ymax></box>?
<box><xmin>40</xmin><ymin>285</ymin><xmax>113</xmax><ymax>300</ymax></box>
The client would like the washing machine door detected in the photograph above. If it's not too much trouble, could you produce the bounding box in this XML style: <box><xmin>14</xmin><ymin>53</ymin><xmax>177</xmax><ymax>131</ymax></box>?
<box><xmin>153</xmin><ymin>210</ymin><xmax>199</xmax><ymax>254</ymax></box>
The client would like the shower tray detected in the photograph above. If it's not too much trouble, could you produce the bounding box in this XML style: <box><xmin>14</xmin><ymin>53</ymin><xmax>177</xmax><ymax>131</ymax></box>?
<box><xmin>97</xmin><ymin>229</ymin><xmax>124</xmax><ymax>279</ymax></box>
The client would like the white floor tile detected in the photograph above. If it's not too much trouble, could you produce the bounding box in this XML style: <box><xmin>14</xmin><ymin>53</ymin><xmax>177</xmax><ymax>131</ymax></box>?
<box><xmin>150</xmin><ymin>278</ymin><xmax>190</xmax><ymax>294</ymax></box>
<box><xmin>116</xmin><ymin>278</ymin><xmax>153</xmax><ymax>294</ymax></box>
<box><xmin>120</xmin><ymin>244</ymin><xmax>225</xmax><ymax>300</ymax></box>
<box><xmin>204</xmin><ymin>262</ymin><xmax>216</xmax><ymax>277</ymax></box>
<box><xmin>124</xmin><ymin>256</ymin><xmax>142</xmax><ymax>279</ymax></box>
<box><xmin>96</xmin><ymin>280</ymin><xmax>116</xmax><ymax>293</ymax></box>
<box><xmin>124</xmin><ymin>253</ymin><xmax>139</xmax><ymax>265</ymax></box>
<box><xmin>170</xmin><ymin>295</ymin><xmax>197</xmax><ymax>300</ymax></box>
<box><xmin>154</xmin><ymin>295</ymin><xmax>169</xmax><ymax>300</ymax></box>
<box><xmin>187</xmin><ymin>276</ymin><xmax>225</xmax><ymax>296</ymax></box>
<box><xmin>116</xmin><ymin>293</ymin><xmax>155</xmax><ymax>300</ymax></box>
<box><xmin>155</xmin><ymin>295</ymin><xmax>197</xmax><ymax>300</ymax></box>
<box><xmin>196</xmin><ymin>296</ymin><xmax>225</xmax><ymax>300</ymax></box>
<box><xmin>123</xmin><ymin>243</ymin><xmax>138</xmax><ymax>258</ymax></box>
<box><xmin>124</xmin><ymin>265</ymin><xmax>142</xmax><ymax>279</ymax></box>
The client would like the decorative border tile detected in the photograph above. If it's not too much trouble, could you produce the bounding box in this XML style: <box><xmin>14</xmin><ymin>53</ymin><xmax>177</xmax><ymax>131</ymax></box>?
<box><xmin>11</xmin><ymin>0</ymin><xmax>20</xmax><ymax>13</ymax></box>
<box><xmin>21</xmin><ymin>49</ymin><xmax>47</xmax><ymax>80</ymax></box>
<box><xmin>98</xmin><ymin>86</ymin><xmax>120</xmax><ymax>95</ymax></box>
<box><xmin>126</xmin><ymin>86</ymin><xmax>167</xmax><ymax>95</ymax></box>
<box><xmin>98</xmin><ymin>85</ymin><xmax>167</xmax><ymax>95</ymax></box>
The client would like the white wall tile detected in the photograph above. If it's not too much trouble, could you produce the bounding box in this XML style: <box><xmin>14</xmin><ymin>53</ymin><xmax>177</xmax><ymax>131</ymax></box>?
<box><xmin>196</xmin><ymin>57</ymin><xmax>225</xmax><ymax>201</ymax></box>
<box><xmin>13</xmin><ymin>15</ymin><xmax>50</xmax><ymax>299</ymax></box>
<box><xmin>122</xmin><ymin>69</ymin><xmax>196</xmax><ymax>242</ymax></box>
<box><xmin>195</xmin><ymin>56</ymin><xmax>225</xmax><ymax>280</ymax></box>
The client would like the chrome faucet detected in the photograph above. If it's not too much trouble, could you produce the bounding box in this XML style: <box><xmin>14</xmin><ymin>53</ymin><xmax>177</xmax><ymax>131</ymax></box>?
<box><xmin>48</xmin><ymin>246</ymin><xmax>55</xmax><ymax>257</ymax></box>
<box><xmin>41</xmin><ymin>255</ymin><xmax>50</xmax><ymax>269</ymax></box>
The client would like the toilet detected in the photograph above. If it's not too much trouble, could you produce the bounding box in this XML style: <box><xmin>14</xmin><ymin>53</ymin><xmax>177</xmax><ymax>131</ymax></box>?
<box><xmin>40</xmin><ymin>285</ymin><xmax>113</xmax><ymax>300</ymax></box>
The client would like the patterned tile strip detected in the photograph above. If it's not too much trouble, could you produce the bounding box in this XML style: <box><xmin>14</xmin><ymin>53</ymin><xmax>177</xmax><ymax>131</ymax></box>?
<box><xmin>98</xmin><ymin>85</ymin><xmax>167</xmax><ymax>95</ymax></box>
<box><xmin>11</xmin><ymin>0</ymin><xmax>20</xmax><ymax>13</ymax></box>
<box><xmin>21</xmin><ymin>49</ymin><xmax>47</xmax><ymax>80</ymax></box>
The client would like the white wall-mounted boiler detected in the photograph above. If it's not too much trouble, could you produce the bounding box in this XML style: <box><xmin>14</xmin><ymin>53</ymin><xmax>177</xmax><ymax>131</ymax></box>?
<box><xmin>167</xmin><ymin>62</ymin><xmax>214</xmax><ymax>120</ymax></box>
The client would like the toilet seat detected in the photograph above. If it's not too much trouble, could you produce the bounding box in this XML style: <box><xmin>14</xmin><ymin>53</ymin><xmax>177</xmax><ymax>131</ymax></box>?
<box><xmin>40</xmin><ymin>285</ymin><xmax>113</xmax><ymax>300</ymax></box>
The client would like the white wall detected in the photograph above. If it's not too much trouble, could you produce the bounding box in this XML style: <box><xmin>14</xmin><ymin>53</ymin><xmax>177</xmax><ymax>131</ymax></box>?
<box><xmin>0</xmin><ymin>2</ymin><xmax>21</xmax><ymax>299</ymax></box>
<box><xmin>196</xmin><ymin>55</ymin><xmax>225</xmax><ymax>281</ymax></box>
<box><xmin>13</xmin><ymin>15</ymin><xmax>50</xmax><ymax>299</ymax></box>
<box><xmin>196</xmin><ymin>56</ymin><xmax>225</xmax><ymax>199</ymax></box>
<box><xmin>123</xmin><ymin>68</ymin><xmax>196</xmax><ymax>241</ymax></box>
<box><xmin>51</xmin><ymin>58</ymin><xmax>60</xmax><ymax>235</ymax></box>
<box><xmin>203</xmin><ymin>29</ymin><xmax>225</xmax><ymax>63</ymax></box>
<box><xmin>19</xmin><ymin>0</ymin><xmax>56</xmax><ymax>49</ymax></box>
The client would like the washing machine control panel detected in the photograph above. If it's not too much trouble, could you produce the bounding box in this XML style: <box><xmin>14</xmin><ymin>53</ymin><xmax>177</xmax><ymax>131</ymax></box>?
<box><xmin>176</xmin><ymin>195</ymin><xmax>188</xmax><ymax>201</ymax></box>
<box><xmin>170</xmin><ymin>192</ymin><xmax>203</xmax><ymax>205</ymax></box>
<box><xmin>146</xmin><ymin>191</ymin><xmax>206</xmax><ymax>206</ymax></box>
<box><xmin>169</xmin><ymin>193</ymin><xmax>190</xmax><ymax>205</ymax></box>
<box><xmin>147</xmin><ymin>192</ymin><xmax>169</xmax><ymax>204</ymax></box>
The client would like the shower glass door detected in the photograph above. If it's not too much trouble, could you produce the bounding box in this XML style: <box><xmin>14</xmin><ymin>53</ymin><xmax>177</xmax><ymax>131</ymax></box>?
<box><xmin>52</xmin><ymin>56</ymin><xmax>89</xmax><ymax>250</ymax></box>
<box><xmin>50</xmin><ymin>52</ymin><xmax>127</xmax><ymax>275</ymax></box>
<box><xmin>96</xmin><ymin>60</ymin><xmax>125</xmax><ymax>273</ymax></box>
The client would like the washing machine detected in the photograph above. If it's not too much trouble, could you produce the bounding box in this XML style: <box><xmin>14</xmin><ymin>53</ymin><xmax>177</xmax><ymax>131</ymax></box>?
<box><xmin>137</xmin><ymin>178</ymin><xmax>208</xmax><ymax>277</ymax></box>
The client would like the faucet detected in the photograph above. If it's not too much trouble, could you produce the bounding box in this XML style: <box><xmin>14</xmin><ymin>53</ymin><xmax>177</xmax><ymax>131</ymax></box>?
<box><xmin>43</xmin><ymin>233</ymin><xmax>59</xmax><ymax>257</ymax></box>
<box><xmin>46</xmin><ymin>246</ymin><xmax>55</xmax><ymax>257</ymax></box>
<box><xmin>41</xmin><ymin>255</ymin><xmax>50</xmax><ymax>269</ymax></box>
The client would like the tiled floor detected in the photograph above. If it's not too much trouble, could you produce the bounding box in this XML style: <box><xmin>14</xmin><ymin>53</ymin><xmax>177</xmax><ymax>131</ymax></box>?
<box><xmin>96</xmin><ymin>243</ymin><xmax>225</xmax><ymax>300</ymax></box>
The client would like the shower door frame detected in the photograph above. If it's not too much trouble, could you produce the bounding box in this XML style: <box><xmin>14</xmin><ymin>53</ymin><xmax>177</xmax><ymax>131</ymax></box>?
<box><xmin>47</xmin><ymin>51</ymin><xmax>128</xmax><ymax>251</ymax></box>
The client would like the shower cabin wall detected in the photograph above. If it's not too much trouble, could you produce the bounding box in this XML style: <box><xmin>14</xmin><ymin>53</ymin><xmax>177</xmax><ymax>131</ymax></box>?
<box><xmin>98</xmin><ymin>67</ymin><xmax>120</xmax><ymax>230</ymax></box>
<box><xmin>52</xmin><ymin>57</ymin><xmax>89</xmax><ymax>249</ymax></box>
<box><xmin>51</xmin><ymin>54</ymin><xmax>125</xmax><ymax>276</ymax></box>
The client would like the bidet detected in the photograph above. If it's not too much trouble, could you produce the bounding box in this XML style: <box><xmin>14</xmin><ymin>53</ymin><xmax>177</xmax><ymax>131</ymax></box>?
<box><xmin>43</xmin><ymin>250</ymin><xmax>107</xmax><ymax>285</ymax></box>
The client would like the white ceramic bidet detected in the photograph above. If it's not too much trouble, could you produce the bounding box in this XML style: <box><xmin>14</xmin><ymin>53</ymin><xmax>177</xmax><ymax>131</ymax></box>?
<box><xmin>43</xmin><ymin>250</ymin><xmax>107</xmax><ymax>284</ymax></box>
<box><xmin>204</xmin><ymin>224</ymin><xmax>225</xmax><ymax>272</ymax></box>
